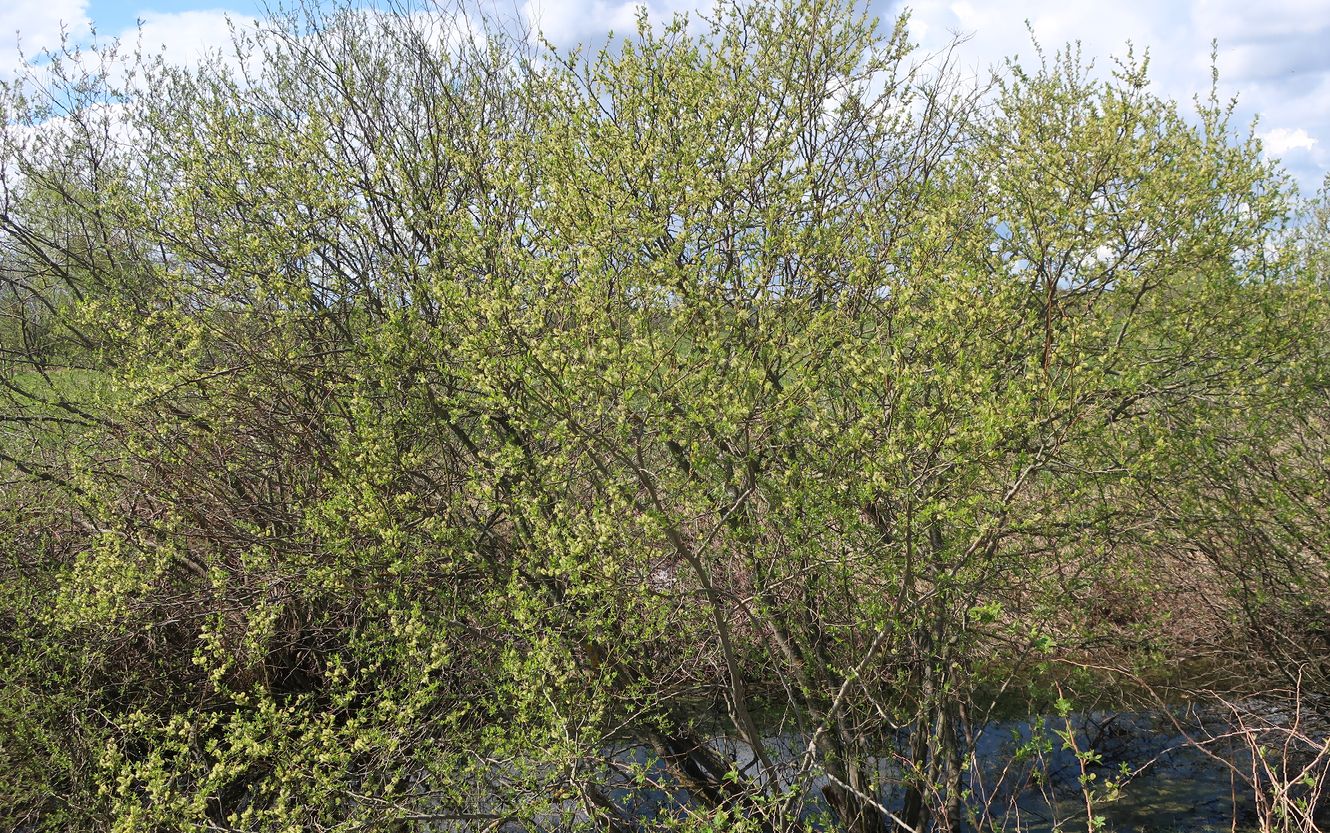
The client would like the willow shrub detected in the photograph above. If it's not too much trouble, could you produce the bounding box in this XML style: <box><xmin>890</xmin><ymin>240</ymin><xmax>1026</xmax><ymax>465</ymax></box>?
<box><xmin>1</xmin><ymin>1</ymin><xmax>1326</xmax><ymax>831</ymax></box>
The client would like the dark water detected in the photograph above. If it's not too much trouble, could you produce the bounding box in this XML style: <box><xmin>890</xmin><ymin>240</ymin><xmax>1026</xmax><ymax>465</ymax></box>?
<box><xmin>580</xmin><ymin>709</ymin><xmax>1323</xmax><ymax>832</ymax></box>
<box><xmin>967</xmin><ymin>711</ymin><xmax>1248</xmax><ymax>832</ymax></box>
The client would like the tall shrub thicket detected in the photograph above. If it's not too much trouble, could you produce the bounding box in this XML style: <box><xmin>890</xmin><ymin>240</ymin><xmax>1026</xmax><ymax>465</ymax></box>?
<box><xmin>2</xmin><ymin>1</ymin><xmax>1327</xmax><ymax>830</ymax></box>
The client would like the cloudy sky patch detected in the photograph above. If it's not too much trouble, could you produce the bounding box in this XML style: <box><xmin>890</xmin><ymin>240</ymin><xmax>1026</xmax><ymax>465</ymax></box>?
<box><xmin>3</xmin><ymin>0</ymin><xmax>1328</xmax><ymax>191</ymax></box>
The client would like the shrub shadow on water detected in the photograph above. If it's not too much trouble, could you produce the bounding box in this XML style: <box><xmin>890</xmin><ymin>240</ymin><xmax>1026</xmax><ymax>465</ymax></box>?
<box><xmin>574</xmin><ymin>708</ymin><xmax>1324</xmax><ymax>833</ymax></box>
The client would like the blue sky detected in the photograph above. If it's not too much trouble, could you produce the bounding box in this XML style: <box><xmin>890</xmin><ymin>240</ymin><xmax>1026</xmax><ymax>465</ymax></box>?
<box><xmin>79</xmin><ymin>0</ymin><xmax>233</xmax><ymax>35</ymax></box>
<box><xmin>3</xmin><ymin>0</ymin><xmax>1329</xmax><ymax>193</ymax></box>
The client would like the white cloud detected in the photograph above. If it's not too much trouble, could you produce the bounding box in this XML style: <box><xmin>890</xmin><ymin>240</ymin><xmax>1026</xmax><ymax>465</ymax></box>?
<box><xmin>894</xmin><ymin>0</ymin><xmax>1330</xmax><ymax>192</ymax></box>
<box><xmin>1189</xmin><ymin>0</ymin><xmax>1330</xmax><ymax>42</ymax></box>
<box><xmin>127</xmin><ymin>9</ymin><xmax>252</xmax><ymax>69</ymax></box>
<box><xmin>523</xmin><ymin>0</ymin><xmax>643</xmax><ymax>45</ymax></box>
<box><xmin>1262</xmin><ymin>127</ymin><xmax>1318</xmax><ymax>155</ymax></box>
<box><xmin>0</xmin><ymin>0</ymin><xmax>90</xmax><ymax>78</ymax></box>
<box><xmin>2</xmin><ymin>5</ymin><xmax>252</xmax><ymax>84</ymax></box>
<box><xmin>521</xmin><ymin>0</ymin><xmax>717</xmax><ymax>48</ymax></box>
